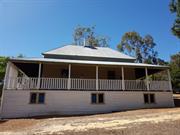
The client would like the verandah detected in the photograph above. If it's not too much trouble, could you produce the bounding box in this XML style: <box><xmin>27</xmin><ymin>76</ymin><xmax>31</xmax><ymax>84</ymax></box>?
<box><xmin>4</xmin><ymin>62</ymin><xmax>172</xmax><ymax>91</ymax></box>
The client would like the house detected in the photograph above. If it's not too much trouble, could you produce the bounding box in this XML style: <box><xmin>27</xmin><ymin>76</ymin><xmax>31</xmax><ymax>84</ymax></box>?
<box><xmin>0</xmin><ymin>45</ymin><xmax>174</xmax><ymax>118</ymax></box>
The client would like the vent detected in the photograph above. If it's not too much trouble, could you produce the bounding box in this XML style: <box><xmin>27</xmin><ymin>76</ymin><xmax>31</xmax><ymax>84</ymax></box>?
<box><xmin>84</xmin><ymin>45</ymin><xmax>97</xmax><ymax>49</ymax></box>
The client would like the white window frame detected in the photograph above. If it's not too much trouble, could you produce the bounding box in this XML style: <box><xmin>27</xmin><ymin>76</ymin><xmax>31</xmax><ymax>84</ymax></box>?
<box><xmin>91</xmin><ymin>93</ymin><xmax>104</xmax><ymax>104</ymax></box>
<box><xmin>144</xmin><ymin>93</ymin><xmax>156</xmax><ymax>104</ymax></box>
<box><xmin>30</xmin><ymin>92</ymin><xmax>45</xmax><ymax>104</ymax></box>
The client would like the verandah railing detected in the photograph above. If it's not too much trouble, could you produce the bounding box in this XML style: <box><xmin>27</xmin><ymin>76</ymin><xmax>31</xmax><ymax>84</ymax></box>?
<box><xmin>40</xmin><ymin>78</ymin><xmax>68</xmax><ymax>89</ymax></box>
<box><xmin>6</xmin><ymin>77</ymin><xmax>38</xmax><ymax>90</ymax></box>
<box><xmin>99</xmin><ymin>79</ymin><xmax>122</xmax><ymax>90</ymax></box>
<box><xmin>71</xmin><ymin>78</ymin><xmax>96</xmax><ymax>90</ymax></box>
<box><xmin>4</xmin><ymin>77</ymin><xmax>171</xmax><ymax>91</ymax></box>
<box><xmin>149</xmin><ymin>81</ymin><xmax>170</xmax><ymax>91</ymax></box>
<box><xmin>124</xmin><ymin>80</ymin><xmax>147</xmax><ymax>90</ymax></box>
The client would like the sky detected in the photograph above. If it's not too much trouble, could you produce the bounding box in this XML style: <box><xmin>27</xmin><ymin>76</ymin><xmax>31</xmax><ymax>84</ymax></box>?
<box><xmin>0</xmin><ymin>0</ymin><xmax>179</xmax><ymax>61</ymax></box>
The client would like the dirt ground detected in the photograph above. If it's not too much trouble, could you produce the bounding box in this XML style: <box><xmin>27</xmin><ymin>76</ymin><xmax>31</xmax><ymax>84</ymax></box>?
<box><xmin>0</xmin><ymin>95</ymin><xmax>180</xmax><ymax>135</ymax></box>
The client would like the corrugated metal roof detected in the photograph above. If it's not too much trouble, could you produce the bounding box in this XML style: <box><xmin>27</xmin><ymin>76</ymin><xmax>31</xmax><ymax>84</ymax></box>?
<box><xmin>43</xmin><ymin>45</ymin><xmax>135</xmax><ymax>60</ymax></box>
<box><xmin>10</xmin><ymin>57</ymin><xmax>168</xmax><ymax>69</ymax></box>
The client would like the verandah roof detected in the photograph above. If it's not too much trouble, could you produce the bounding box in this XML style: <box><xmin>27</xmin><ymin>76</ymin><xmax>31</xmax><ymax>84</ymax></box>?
<box><xmin>9</xmin><ymin>57</ymin><xmax>169</xmax><ymax>69</ymax></box>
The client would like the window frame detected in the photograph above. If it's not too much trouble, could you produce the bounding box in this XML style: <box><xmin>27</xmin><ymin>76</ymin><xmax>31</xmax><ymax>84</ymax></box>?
<box><xmin>143</xmin><ymin>93</ymin><xmax>156</xmax><ymax>104</ymax></box>
<box><xmin>30</xmin><ymin>93</ymin><xmax>37</xmax><ymax>104</ymax></box>
<box><xmin>30</xmin><ymin>92</ymin><xmax>45</xmax><ymax>104</ymax></box>
<box><xmin>38</xmin><ymin>93</ymin><xmax>45</xmax><ymax>104</ymax></box>
<box><xmin>91</xmin><ymin>93</ymin><xmax>104</xmax><ymax>104</ymax></box>
<box><xmin>98</xmin><ymin>93</ymin><xmax>104</xmax><ymax>104</ymax></box>
<box><xmin>143</xmin><ymin>94</ymin><xmax>149</xmax><ymax>104</ymax></box>
<box><xmin>91</xmin><ymin>93</ymin><xmax>97</xmax><ymax>104</ymax></box>
<box><xmin>149</xmin><ymin>94</ymin><xmax>155</xmax><ymax>104</ymax></box>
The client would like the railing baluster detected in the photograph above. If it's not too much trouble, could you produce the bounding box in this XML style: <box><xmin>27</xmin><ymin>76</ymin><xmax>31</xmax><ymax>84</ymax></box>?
<box><xmin>5</xmin><ymin>77</ymin><xmax>171</xmax><ymax>91</ymax></box>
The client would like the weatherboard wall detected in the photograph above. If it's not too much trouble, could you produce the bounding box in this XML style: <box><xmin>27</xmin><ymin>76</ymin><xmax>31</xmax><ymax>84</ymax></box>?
<box><xmin>41</xmin><ymin>63</ymin><xmax>136</xmax><ymax>80</ymax></box>
<box><xmin>1</xmin><ymin>90</ymin><xmax>174</xmax><ymax>118</ymax></box>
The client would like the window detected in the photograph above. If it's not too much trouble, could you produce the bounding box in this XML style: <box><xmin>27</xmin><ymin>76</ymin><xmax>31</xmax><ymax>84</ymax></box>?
<box><xmin>150</xmin><ymin>94</ymin><xmax>155</xmax><ymax>103</ymax></box>
<box><xmin>61</xmin><ymin>69</ymin><xmax>69</xmax><ymax>78</ymax></box>
<box><xmin>91</xmin><ymin>93</ymin><xmax>104</xmax><ymax>104</ymax></box>
<box><xmin>98</xmin><ymin>94</ymin><xmax>104</xmax><ymax>103</ymax></box>
<box><xmin>30</xmin><ymin>93</ymin><xmax>37</xmax><ymax>104</ymax></box>
<box><xmin>38</xmin><ymin>93</ymin><xmax>45</xmax><ymax>104</ymax></box>
<box><xmin>143</xmin><ymin>94</ymin><xmax>155</xmax><ymax>104</ymax></box>
<box><xmin>91</xmin><ymin>94</ymin><xmax>97</xmax><ymax>104</ymax></box>
<box><xmin>144</xmin><ymin>94</ymin><xmax>149</xmax><ymax>104</ymax></box>
<box><xmin>30</xmin><ymin>93</ymin><xmax>45</xmax><ymax>104</ymax></box>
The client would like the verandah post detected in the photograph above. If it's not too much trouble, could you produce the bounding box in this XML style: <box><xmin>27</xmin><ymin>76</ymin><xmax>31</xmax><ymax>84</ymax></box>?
<box><xmin>96</xmin><ymin>66</ymin><xmax>98</xmax><ymax>90</ymax></box>
<box><xmin>145</xmin><ymin>67</ymin><xmax>149</xmax><ymax>91</ymax></box>
<box><xmin>167</xmin><ymin>69</ymin><xmax>172</xmax><ymax>91</ymax></box>
<box><xmin>121</xmin><ymin>66</ymin><xmax>125</xmax><ymax>90</ymax></box>
<box><xmin>37</xmin><ymin>63</ymin><xmax>42</xmax><ymax>89</ymax></box>
<box><xmin>0</xmin><ymin>61</ymin><xmax>11</xmax><ymax>117</ymax></box>
<box><xmin>68</xmin><ymin>64</ymin><xmax>71</xmax><ymax>90</ymax></box>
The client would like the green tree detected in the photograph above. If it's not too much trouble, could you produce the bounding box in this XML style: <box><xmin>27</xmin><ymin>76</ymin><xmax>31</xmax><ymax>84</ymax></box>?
<box><xmin>0</xmin><ymin>56</ymin><xmax>9</xmax><ymax>96</ymax></box>
<box><xmin>73</xmin><ymin>25</ymin><xmax>109</xmax><ymax>47</ymax></box>
<box><xmin>170</xmin><ymin>52</ymin><xmax>180</xmax><ymax>90</ymax></box>
<box><xmin>117</xmin><ymin>31</ymin><xmax>158</xmax><ymax>64</ymax></box>
<box><xmin>0</xmin><ymin>56</ymin><xmax>9</xmax><ymax>82</ymax></box>
<box><xmin>169</xmin><ymin>0</ymin><xmax>180</xmax><ymax>38</ymax></box>
<box><xmin>0</xmin><ymin>54</ymin><xmax>25</xmax><ymax>82</ymax></box>
<box><xmin>156</xmin><ymin>58</ymin><xmax>169</xmax><ymax>65</ymax></box>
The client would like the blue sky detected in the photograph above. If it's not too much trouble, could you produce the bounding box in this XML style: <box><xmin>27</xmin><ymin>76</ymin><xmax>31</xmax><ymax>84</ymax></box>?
<box><xmin>0</xmin><ymin>0</ymin><xmax>179</xmax><ymax>61</ymax></box>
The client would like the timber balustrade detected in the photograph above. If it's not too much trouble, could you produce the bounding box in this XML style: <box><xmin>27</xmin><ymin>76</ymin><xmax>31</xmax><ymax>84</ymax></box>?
<box><xmin>4</xmin><ymin>77</ymin><xmax>171</xmax><ymax>91</ymax></box>
<box><xmin>99</xmin><ymin>79</ymin><xmax>122</xmax><ymax>90</ymax></box>
<box><xmin>124</xmin><ymin>80</ymin><xmax>147</xmax><ymax>90</ymax></box>
<box><xmin>71</xmin><ymin>79</ymin><xmax>96</xmax><ymax>90</ymax></box>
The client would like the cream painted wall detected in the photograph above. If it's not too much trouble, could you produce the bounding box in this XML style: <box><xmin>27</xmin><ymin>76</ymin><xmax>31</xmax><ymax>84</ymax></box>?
<box><xmin>1</xmin><ymin>90</ymin><xmax>174</xmax><ymax>118</ymax></box>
